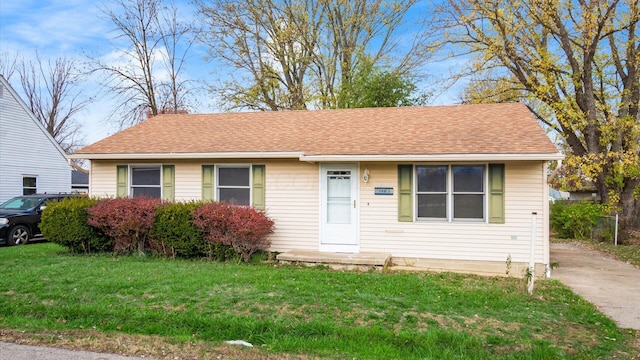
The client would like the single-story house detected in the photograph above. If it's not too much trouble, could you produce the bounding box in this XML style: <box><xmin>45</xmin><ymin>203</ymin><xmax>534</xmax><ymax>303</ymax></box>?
<box><xmin>69</xmin><ymin>103</ymin><xmax>563</xmax><ymax>276</ymax></box>
<box><xmin>0</xmin><ymin>75</ymin><xmax>71</xmax><ymax>203</ymax></box>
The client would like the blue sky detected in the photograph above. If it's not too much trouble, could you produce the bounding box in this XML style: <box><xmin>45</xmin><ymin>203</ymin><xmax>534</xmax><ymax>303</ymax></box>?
<box><xmin>0</xmin><ymin>0</ymin><xmax>207</xmax><ymax>145</ymax></box>
<box><xmin>0</xmin><ymin>0</ymin><xmax>462</xmax><ymax>146</ymax></box>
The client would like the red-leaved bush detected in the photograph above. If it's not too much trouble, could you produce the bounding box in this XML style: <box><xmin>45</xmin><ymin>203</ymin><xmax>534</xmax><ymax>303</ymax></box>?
<box><xmin>87</xmin><ymin>197</ymin><xmax>161</xmax><ymax>254</ymax></box>
<box><xmin>192</xmin><ymin>203</ymin><xmax>274</xmax><ymax>262</ymax></box>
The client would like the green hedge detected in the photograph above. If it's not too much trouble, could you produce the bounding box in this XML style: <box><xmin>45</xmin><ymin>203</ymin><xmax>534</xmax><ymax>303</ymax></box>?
<box><xmin>42</xmin><ymin>198</ymin><xmax>269</xmax><ymax>262</ymax></box>
<box><xmin>40</xmin><ymin>197</ymin><xmax>112</xmax><ymax>253</ymax></box>
<box><xmin>148</xmin><ymin>201</ymin><xmax>237</xmax><ymax>260</ymax></box>
<box><xmin>149</xmin><ymin>201</ymin><xmax>207</xmax><ymax>258</ymax></box>
<box><xmin>550</xmin><ymin>201</ymin><xmax>607</xmax><ymax>239</ymax></box>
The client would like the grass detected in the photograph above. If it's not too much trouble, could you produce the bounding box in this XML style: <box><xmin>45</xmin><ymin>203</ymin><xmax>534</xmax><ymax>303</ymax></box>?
<box><xmin>1</xmin><ymin>243</ymin><xmax>638</xmax><ymax>359</ymax></box>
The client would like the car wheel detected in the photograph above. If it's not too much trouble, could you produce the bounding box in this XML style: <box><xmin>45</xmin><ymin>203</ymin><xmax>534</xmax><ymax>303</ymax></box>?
<box><xmin>8</xmin><ymin>225</ymin><xmax>30</xmax><ymax>246</ymax></box>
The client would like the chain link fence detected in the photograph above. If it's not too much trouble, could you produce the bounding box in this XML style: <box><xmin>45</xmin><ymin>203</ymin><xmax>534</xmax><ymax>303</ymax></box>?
<box><xmin>591</xmin><ymin>214</ymin><xmax>619</xmax><ymax>245</ymax></box>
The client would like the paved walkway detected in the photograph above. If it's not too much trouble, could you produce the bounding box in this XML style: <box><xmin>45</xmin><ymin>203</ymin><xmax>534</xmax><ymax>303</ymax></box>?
<box><xmin>550</xmin><ymin>242</ymin><xmax>640</xmax><ymax>330</ymax></box>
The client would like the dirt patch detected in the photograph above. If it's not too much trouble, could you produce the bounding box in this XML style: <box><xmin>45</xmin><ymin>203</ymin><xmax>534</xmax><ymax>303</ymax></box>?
<box><xmin>0</xmin><ymin>328</ymin><xmax>315</xmax><ymax>360</ymax></box>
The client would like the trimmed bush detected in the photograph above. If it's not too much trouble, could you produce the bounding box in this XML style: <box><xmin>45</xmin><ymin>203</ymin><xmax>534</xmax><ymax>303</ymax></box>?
<box><xmin>88</xmin><ymin>197</ymin><xmax>161</xmax><ymax>255</ymax></box>
<box><xmin>40</xmin><ymin>197</ymin><xmax>111</xmax><ymax>253</ymax></box>
<box><xmin>550</xmin><ymin>201</ymin><xmax>607</xmax><ymax>239</ymax></box>
<box><xmin>192</xmin><ymin>202</ymin><xmax>274</xmax><ymax>262</ymax></box>
<box><xmin>149</xmin><ymin>201</ymin><xmax>207</xmax><ymax>258</ymax></box>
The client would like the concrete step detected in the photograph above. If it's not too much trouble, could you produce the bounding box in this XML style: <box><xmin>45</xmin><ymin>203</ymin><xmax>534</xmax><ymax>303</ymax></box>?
<box><xmin>277</xmin><ymin>250</ymin><xmax>391</xmax><ymax>271</ymax></box>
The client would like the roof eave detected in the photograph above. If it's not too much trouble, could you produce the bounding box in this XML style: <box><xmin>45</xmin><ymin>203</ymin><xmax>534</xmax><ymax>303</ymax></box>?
<box><xmin>68</xmin><ymin>152</ymin><xmax>565</xmax><ymax>162</ymax></box>
<box><xmin>66</xmin><ymin>151</ymin><xmax>304</xmax><ymax>160</ymax></box>
<box><xmin>298</xmin><ymin>153</ymin><xmax>565</xmax><ymax>162</ymax></box>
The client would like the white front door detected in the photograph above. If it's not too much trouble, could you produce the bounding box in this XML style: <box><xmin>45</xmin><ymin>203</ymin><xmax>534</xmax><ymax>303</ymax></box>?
<box><xmin>320</xmin><ymin>164</ymin><xmax>359</xmax><ymax>252</ymax></box>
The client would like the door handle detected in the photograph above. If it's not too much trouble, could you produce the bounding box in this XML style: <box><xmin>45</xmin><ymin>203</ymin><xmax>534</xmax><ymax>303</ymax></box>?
<box><xmin>353</xmin><ymin>200</ymin><xmax>356</xmax><ymax>208</ymax></box>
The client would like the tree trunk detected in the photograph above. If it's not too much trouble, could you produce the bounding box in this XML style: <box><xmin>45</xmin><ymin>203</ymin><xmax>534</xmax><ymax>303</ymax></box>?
<box><xmin>619</xmin><ymin>178</ymin><xmax>640</xmax><ymax>242</ymax></box>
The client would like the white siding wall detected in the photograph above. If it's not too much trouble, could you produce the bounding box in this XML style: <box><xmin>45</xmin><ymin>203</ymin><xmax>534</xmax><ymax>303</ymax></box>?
<box><xmin>0</xmin><ymin>80</ymin><xmax>71</xmax><ymax>203</ymax></box>
<box><xmin>89</xmin><ymin>159</ymin><xmax>548</xmax><ymax>265</ymax></box>
<box><xmin>358</xmin><ymin>162</ymin><xmax>548</xmax><ymax>264</ymax></box>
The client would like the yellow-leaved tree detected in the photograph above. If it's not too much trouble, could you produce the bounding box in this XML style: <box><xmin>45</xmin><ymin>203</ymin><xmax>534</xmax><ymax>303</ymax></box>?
<box><xmin>435</xmin><ymin>0</ymin><xmax>640</xmax><ymax>237</ymax></box>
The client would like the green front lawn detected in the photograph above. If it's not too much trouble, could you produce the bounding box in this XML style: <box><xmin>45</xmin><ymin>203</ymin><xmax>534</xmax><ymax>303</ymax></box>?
<box><xmin>0</xmin><ymin>243</ymin><xmax>637</xmax><ymax>359</ymax></box>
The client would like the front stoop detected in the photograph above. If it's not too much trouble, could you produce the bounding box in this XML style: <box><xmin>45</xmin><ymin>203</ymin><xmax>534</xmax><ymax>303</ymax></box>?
<box><xmin>276</xmin><ymin>250</ymin><xmax>391</xmax><ymax>271</ymax></box>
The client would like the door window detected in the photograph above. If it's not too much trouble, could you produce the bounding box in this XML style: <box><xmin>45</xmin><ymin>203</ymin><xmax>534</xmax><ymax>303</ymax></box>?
<box><xmin>326</xmin><ymin>170</ymin><xmax>351</xmax><ymax>224</ymax></box>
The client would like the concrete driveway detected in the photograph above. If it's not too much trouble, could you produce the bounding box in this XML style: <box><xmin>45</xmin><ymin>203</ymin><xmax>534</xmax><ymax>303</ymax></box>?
<box><xmin>550</xmin><ymin>242</ymin><xmax>640</xmax><ymax>330</ymax></box>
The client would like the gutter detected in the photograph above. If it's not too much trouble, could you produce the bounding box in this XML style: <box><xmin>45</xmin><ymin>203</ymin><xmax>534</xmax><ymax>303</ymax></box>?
<box><xmin>298</xmin><ymin>153</ymin><xmax>566</xmax><ymax>162</ymax></box>
<box><xmin>67</xmin><ymin>152</ymin><xmax>565</xmax><ymax>162</ymax></box>
<box><xmin>66</xmin><ymin>152</ymin><xmax>304</xmax><ymax>160</ymax></box>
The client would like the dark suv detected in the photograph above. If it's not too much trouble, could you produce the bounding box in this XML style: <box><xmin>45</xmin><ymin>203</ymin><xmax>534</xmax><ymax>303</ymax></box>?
<box><xmin>0</xmin><ymin>194</ymin><xmax>79</xmax><ymax>246</ymax></box>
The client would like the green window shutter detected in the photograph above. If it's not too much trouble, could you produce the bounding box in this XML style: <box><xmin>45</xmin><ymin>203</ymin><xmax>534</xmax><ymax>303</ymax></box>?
<box><xmin>202</xmin><ymin>165</ymin><xmax>214</xmax><ymax>201</ymax></box>
<box><xmin>488</xmin><ymin>164</ymin><xmax>505</xmax><ymax>224</ymax></box>
<box><xmin>116</xmin><ymin>165</ymin><xmax>128</xmax><ymax>198</ymax></box>
<box><xmin>252</xmin><ymin>164</ymin><xmax>266</xmax><ymax>210</ymax></box>
<box><xmin>398</xmin><ymin>165</ymin><xmax>413</xmax><ymax>222</ymax></box>
<box><xmin>162</xmin><ymin>165</ymin><xmax>175</xmax><ymax>202</ymax></box>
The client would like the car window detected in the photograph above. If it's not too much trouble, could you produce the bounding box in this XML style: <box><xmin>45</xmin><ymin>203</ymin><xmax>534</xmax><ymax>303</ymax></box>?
<box><xmin>0</xmin><ymin>197</ymin><xmax>42</xmax><ymax>210</ymax></box>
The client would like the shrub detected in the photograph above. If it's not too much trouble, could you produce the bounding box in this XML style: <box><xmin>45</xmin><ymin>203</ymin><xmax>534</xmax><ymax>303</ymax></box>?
<box><xmin>149</xmin><ymin>201</ymin><xmax>208</xmax><ymax>258</ymax></box>
<box><xmin>205</xmin><ymin>241</ymin><xmax>238</xmax><ymax>262</ymax></box>
<box><xmin>551</xmin><ymin>201</ymin><xmax>607</xmax><ymax>239</ymax></box>
<box><xmin>40</xmin><ymin>197</ymin><xmax>111</xmax><ymax>253</ymax></box>
<box><xmin>88</xmin><ymin>197</ymin><xmax>161</xmax><ymax>255</ymax></box>
<box><xmin>192</xmin><ymin>203</ymin><xmax>274</xmax><ymax>262</ymax></box>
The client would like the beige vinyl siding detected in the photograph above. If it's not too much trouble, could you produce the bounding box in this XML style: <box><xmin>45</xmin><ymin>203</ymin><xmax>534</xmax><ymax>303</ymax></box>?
<box><xmin>90</xmin><ymin>158</ymin><xmax>548</xmax><ymax>267</ymax></box>
<box><xmin>89</xmin><ymin>161</ymin><xmax>118</xmax><ymax>198</ymax></box>
<box><xmin>90</xmin><ymin>159</ymin><xmax>320</xmax><ymax>251</ymax></box>
<box><xmin>358</xmin><ymin>162</ymin><xmax>548</xmax><ymax>265</ymax></box>
<box><xmin>90</xmin><ymin>160</ymin><xmax>203</xmax><ymax>200</ymax></box>
<box><xmin>263</xmin><ymin>161</ymin><xmax>319</xmax><ymax>252</ymax></box>
<box><xmin>173</xmin><ymin>162</ymin><xmax>203</xmax><ymax>201</ymax></box>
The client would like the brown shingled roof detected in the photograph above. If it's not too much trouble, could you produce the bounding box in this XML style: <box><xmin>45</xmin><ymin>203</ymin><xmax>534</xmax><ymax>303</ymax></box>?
<box><xmin>74</xmin><ymin>103</ymin><xmax>560</xmax><ymax>158</ymax></box>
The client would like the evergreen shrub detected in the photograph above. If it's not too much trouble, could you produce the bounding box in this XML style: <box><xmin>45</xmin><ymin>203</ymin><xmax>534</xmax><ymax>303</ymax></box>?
<box><xmin>40</xmin><ymin>196</ymin><xmax>111</xmax><ymax>253</ymax></box>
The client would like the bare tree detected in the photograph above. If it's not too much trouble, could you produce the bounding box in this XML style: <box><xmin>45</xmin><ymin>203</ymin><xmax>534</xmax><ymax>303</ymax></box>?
<box><xmin>196</xmin><ymin>0</ymin><xmax>428</xmax><ymax>110</ymax></box>
<box><xmin>15</xmin><ymin>53</ymin><xmax>89</xmax><ymax>154</ymax></box>
<box><xmin>155</xmin><ymin>3</ymin><xmax>197</xmax><ymax>114</ymax></box>
<box><xmin>0</xmin><ymin>51</ymin><xmax>18</xmax><ymax>80</ymax></box>
<box><xmin>197</xmin><ymin>0</ymin><xmax>321</xmax><ymax>111</ymax></box>
<box><xmin>91</xmin><ymin>0</ymin><xmax>198</xmax><ymax>127</ymax></box>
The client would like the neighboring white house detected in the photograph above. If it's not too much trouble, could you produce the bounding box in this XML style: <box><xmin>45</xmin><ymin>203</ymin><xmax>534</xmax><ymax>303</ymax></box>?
<box><xmin>72</xmin><ymin>169</ymin><xmax>90</xmax><ymax>194</ymax></box>
<box><xmin>69</xmin><ymin>103</ymin><xmax>563</xmax><ymax>277</ymax></box>
<box><xmin>0</xmin><ymin>75</ymin><xmax>71</xmax><ymax>203</ymax></box>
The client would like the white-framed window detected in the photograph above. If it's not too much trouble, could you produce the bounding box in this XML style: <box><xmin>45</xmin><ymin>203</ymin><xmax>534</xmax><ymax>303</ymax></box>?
<box><xmin>416</xmin><ymin>164</ymin><xmax>486</xmax><ymax>221</ymax></box>
<box><xmin>130</xmin><ymin>165</ymin><xmax>161</xmax><ymax>198</ymax></box>
<box><xmin>22</xmin><ymin>176</ymin><xmax>37</xmax><ymax>195</ymax></box>
<box><xmin>216</xmin><ymin>165</ymin><xmax>251</xmax><ymax>205</ymax></box>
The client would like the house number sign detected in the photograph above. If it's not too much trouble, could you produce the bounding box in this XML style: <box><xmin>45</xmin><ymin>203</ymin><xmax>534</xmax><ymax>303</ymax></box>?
<box><xmin>374</xmin><ymin>187</ymin><xmax>394</xmax><ymax>195</ymax></box>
